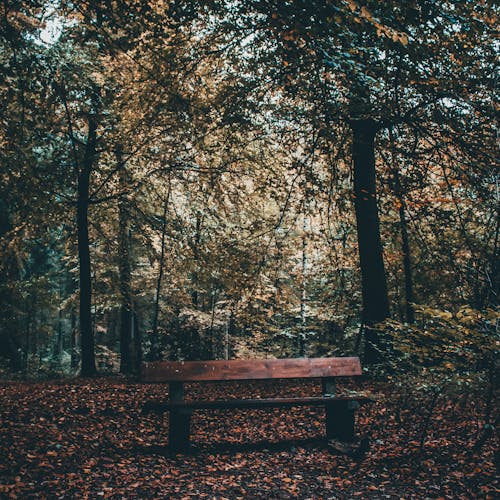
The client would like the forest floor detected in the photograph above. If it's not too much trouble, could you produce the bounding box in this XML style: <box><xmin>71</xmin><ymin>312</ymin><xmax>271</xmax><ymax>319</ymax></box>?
<box><xmin>0</xmin><ymin>377</ymin><xmax>497</xmax><ymax>499</ymax></box>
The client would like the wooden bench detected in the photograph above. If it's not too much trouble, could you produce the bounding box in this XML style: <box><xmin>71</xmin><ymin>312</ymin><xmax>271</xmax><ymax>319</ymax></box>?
<box><xmin>141</xmin><ymin>357</ymin><xmax>371</xmax><ymax>452</ymax></box>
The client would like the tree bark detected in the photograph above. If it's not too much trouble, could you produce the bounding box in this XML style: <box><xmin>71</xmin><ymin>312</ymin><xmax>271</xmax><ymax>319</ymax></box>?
<box><xmin>488</xmin><ymin>196</ymin><xmax>499</xmax><ymax>307</ymax></box>
<box><xmin>70</xmin><ymin>307</ymin><xmax>79</xmax><ymax>370</ymax></box>
<box><xmin>393</xmin><ymin>168</ymin><xmax>415</xmax><ymax>323</ymax></box>
<box><xmin>299</xmin><ymin>211</ymin><xmax>307</xmax><ymax>357</ymax></box>
<box><xmin>150</xmin><ymin>178</ymin><xmax>171</xmax><ymax>361</ymax></box>
<box><xmin>132</xmin><ymin>310</ymin><xmax>142</xmax><ymax>375</ymax></box>
<box><xmin>191</xmin><ymin>212</ymin><xmax>203</xmax><ymax>309</ymax></box>
<box><xmin>117</xmin><ymin>148</ymin><xmax>133</xmax><ymax>374</ymax></box>
<box><xmin>78</xmin><ymin>114</ymin><xmax>97</xmax><ymax>377</ymax></box>
<box><xmin>351</xmin><ymin>118</ymin><xmax>390</xmax><ymax>363</ymax></box>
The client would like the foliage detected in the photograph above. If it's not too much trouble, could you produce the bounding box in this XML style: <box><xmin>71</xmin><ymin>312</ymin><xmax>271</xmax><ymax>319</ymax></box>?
<box><xmin>383</xmin><ymin>305</ymin><xmax>498</xmax><ymax>377</ymax></box>
<box><xmin>0</xmin><ymin>0</ymin><xmax>498</xmax><ymax>373</ymax></box>
<box><xmin>374</xmin><ymin>305</ymin><xmax>499</xmax><ymax>450</ymax></box>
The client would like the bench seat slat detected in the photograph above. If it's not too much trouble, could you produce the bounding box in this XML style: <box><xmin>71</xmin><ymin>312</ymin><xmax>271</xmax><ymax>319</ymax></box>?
<box><xmin>142</xmin><ymin>357</ymin><xmax>362</xmax><ymax>382</ymax></box>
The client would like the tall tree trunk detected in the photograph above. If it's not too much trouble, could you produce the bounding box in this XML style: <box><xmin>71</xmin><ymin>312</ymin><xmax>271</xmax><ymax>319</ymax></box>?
<box><xmin>488</xmin><ymin>195</ymin><xmax>499</xmax><ymax>307</ymax></box>
<box><xmin>24</xmin><ymin>306</ymin><xmax>31</xmax><ymax>376</ymax></box>
<box><xmin>70</xmin><ymin>307</ymin><xmax>79</xmax><ymax>370</ymax></box>
<box><xmin>78</xmin><ymin>114</ymin><xmax>97</xmax><ymax>377</ymax></box>
<box><xmin>393</xmin><ymin>167</ymin><xmax>415</xmax><ymax>323</ymax></box>
<box><xmin>191</xmin><ymin>212</ymin><xmax>202</xmax><ymax>308</ymax></box>
<box><xmin>55</xmin><ymin>307</ymin><xmax>64</xmax><ymax>362</ymax></box>
<box><xmin>299</xmin><ymin>211</ymin><xmax>307</xmax><ymax>357</ymax></box>
<box><xmin>224</xmin><ymin>312</ymin><xmax>231</xmax><ymax>361</ymax></box>
<box><xmin>351</xmin><ymin>118</ymin><xmax>390</xmax><ymax>363</ymax></box>
<box><xmin>132</xmin><ymin>310</ymin><xmax>142</xmax><ymax>375</ymax></box>
<box><xmin>117</xmin><ymin>148</ymin><xmax>133</xmax><ymax>374</ymax></box>
<box><xmin>150</xmin><ymin>177</ymin><xmax>171</xmax><ymax>361</ymax></box>
<box><xmin>208</xmin><ymin>288</ymin><xmax>217</xmax><ymax>359</ymax></box>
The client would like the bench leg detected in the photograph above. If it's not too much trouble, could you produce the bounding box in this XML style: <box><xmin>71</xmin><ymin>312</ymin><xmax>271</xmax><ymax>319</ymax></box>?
<box><xmin>169</xmin><ymin>409</ymin><xmax>191</xmax><ymax>452</ymax></box>
<box><xmin>325</xmin><ymin>401</ymin><xmax>356</xmax><ymax>442</ymax></box>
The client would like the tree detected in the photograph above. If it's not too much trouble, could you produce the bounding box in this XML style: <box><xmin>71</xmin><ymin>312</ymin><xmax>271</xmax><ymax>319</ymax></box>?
<box><xmin>192</xmin><ymin>0</ymin><xmax>498</xmax><ymax>361</ymax></box>
<box><xmin>0</xmin><ymin>0</ymin><xmax>497</xmax><ymax>374</ymax></box>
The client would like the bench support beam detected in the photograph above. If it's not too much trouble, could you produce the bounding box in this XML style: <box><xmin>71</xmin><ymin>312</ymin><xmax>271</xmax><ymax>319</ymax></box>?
<box><xmin>168</xmin><ymin>382</ymin><xmax>191</xmax><ymax>452</ymax></box>
<box><xmin>325</xmin><ymin>400</ymin><xmax>357</xmax><ymax>442</ymax></box>
<box><xmin>169</xmin><ymin>408</ymin><xmax>191</xmax><ymax>452</ymax></box>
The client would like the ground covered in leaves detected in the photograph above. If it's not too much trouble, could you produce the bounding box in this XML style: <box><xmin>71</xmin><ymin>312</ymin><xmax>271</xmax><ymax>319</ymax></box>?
<box><xmin>0</xmin><ymin>377</ymin><xmax>497</xmax><ymax>499</ymax></box>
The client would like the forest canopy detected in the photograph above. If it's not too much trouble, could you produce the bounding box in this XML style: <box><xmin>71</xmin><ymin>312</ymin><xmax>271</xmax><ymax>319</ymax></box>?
<box><xmin>0</xmin><ymin>0</ymin><xmax>498</xmax><ymax>377</ymax></box>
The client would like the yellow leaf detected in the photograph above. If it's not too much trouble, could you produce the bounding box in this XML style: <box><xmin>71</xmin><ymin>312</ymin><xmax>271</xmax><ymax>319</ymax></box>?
<box><xmin>347</xmin><ymin>0</ymin><xmax>358</xmax><ymax>13</ymax></box>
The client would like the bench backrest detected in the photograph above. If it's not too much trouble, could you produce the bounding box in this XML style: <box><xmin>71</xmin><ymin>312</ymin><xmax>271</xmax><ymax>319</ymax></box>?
<box><xmin>142</xmin><ymin>357</ymin><xmax>362</xmax><ymax>382</ymax></box>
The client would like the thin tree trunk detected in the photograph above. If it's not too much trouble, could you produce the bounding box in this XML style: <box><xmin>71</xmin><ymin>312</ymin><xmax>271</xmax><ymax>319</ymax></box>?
<box><xmin>394</xmin><ymin>168</ymin><xmax>415</xmax><ymax>323</ymax></box>
<box><xmin>150</xmin><ymin>200</ymin><xmax>167</xmax><ymax>351</ymax></box>
<box><xmin>24</xmin><ymin>307</ymin><xmax>31</xmax><ymax>376</ymax></box>
<box><xmin>117</xmin><ymin>147</ymin><xmax>133</xmax><ymax>374</ymax></box>
<box><xmin>351</xmin><ymin>118</ymin><xmax>390</xmax><ymax>363</ymax></box>
<box><xmin>70</xmin><ymin>307</ymin><xmax>79</xmax><ymax>369</ymax></box>
<box><xmin>56</xmin><ymin>307</ymin><xmax>63</xmax><ymax>362</ymax></box>
<box><xmin>191</xmin><ymin>213</ymin><xmax>202</xmax><ymax>308</ymax></box>
<box><xmin>208</xmin><ymin>289</ymin><xmax>217</xmax><ymax>359</ymax></box>
<box><xmin>132</xmin><ymin>310</ymin><xmax>142</xmax><ymax>375</ymax></box>
<box><xmin>299</xmin><ymin>211</ymin><xmax>307</xmax><ymax>357</ymax></box>
<box><xmin>389</xmin><ymin>128</ymin><xmax>415</xmax><ymax>323</ymax></box>
<box><xmin>150</xmin><ymin>178</ymin><xmax>171</xmax><ymax>360</ymax></box>
<box><xmin>488</xmin><ymin>191</ymin><xmax>500</xmax><ymax>307</ymax></box>
<box><xmin>224</xmin><ymin>312</ymin><xmax>230</xmax><ymax>360</ymax></box>
<box><xmin>78</xmin><ymin>114</ymin><xmax>97</xmax><ymax>377</ymax></box>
